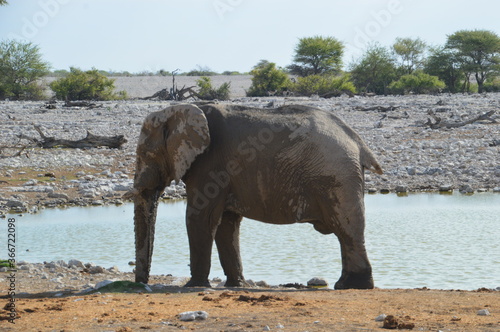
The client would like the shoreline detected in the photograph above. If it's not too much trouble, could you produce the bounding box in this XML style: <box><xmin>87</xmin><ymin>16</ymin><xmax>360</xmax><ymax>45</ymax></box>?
<box><xmin>2</xmin><ymin>259</ymin><xmax>499</xmax><ymax>297</ymax></box>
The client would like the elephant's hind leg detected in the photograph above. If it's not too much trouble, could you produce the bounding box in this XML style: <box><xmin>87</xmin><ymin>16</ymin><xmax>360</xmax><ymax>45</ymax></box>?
<box><xmin>324</xmin><ymin>189</ymin><xmax>374</xmax><ymax>290</ymax></box>
<box><xmin>215</xmin><ymin>211</ymin><xmax>245</xmax><ymax>287</ymax></box>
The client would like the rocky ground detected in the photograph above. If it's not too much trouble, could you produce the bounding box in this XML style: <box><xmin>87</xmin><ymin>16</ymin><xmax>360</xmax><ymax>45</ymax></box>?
<box><xmin>1</xmin><ymin>93</ymin><xmax>499</xmax><ymax>215</ymax></box>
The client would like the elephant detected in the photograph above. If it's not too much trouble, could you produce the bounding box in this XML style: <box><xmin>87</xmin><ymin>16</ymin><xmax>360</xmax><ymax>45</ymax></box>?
<box><xmin>125</xmin><ymin>103</ymin><xmax>383</xmax><ymax>290</ymax></box>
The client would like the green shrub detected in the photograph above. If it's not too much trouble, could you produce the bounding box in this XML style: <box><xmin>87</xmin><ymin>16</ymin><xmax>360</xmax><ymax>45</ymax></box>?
<box><xmin>185</xmin><ymin>65</ymin><xmax>217</xmax><ymax>76</ymax></box>
<box><xmin>247</xmin><ymin>61</ymin><xmax>291</xmax><ymax>97</ymax></box>
<box><xmin>0</xmin><ymin>40</ymin><xmax>50</xmax><ymax>100</ymax></box>
<box><xmin>292</xmin><ymin>74</ymin><xmax>356</xmax><ymax>96</ymax></box>
<box><xmin>196</xmin><ymin>76</ymin><xmax>230</xmax><ymax>100</ymax></box>
<box><xmin>389</xmin><ymin>72</ymin><xmax>445</xmax><ymax>94</ymax></box>
<box><xmin>483</xmin><ymin>77</ymin><xmax>500</xmax><ymax>92</ymax></box>
<box><xmin>50</xmin><ymin>67</ymin><xmax>126</xmax><ymax>100</ymax></box>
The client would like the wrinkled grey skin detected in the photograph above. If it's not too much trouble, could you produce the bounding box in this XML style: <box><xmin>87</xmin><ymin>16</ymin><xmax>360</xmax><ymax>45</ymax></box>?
<box><xmin>126</xmin><ymin>103</ymin><xmax>383</xmax><ymax>290</ymax></box>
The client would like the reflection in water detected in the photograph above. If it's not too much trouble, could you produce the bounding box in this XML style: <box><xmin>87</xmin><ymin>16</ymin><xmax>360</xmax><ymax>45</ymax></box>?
<box><xmin>7</xmin><ymin>193</ymin><xmax>500</xmax><ymax>290</ymax></box>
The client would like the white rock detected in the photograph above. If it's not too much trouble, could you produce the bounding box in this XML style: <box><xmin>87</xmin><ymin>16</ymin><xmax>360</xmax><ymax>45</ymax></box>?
<box><xmin>375</xmin><ymin>314</ymin><xmax>387</xmax><ymax>322</ymax></box>
<box><xmin>68</xmin><ymin>259</ymin><xmax>85</xmax><ymax>268</ymax></box>
<box><xmin>95</xmin><ymin>280</ymin><xmax>115</xmax><ymax>289</ymax></box>
<box><xmin>178</xmin><ymin>311</ymin><xmax>209</xmax><ymax>321</ymax></box>
<box><xmin>477</xmin><ymin>309</ymin><xmax>490</xmax><ymax>316</ymax></box>
<box><xmin>307</xmin><ymin>277</ymin><xmax>328</xmax><ymax>287</ymax></box>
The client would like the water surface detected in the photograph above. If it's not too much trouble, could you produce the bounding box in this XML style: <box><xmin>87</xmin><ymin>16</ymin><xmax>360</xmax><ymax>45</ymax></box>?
<box><xmin>5</xmin><ymin>193</ymin><xmax>499</xmax><ymax>290</ymax></box>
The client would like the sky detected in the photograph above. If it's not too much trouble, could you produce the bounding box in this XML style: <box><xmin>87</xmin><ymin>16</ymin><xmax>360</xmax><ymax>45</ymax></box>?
<box><xmin>1</xmin><ymin>0</ymin><xmax>499</xmax><ymax>74</ymax></box>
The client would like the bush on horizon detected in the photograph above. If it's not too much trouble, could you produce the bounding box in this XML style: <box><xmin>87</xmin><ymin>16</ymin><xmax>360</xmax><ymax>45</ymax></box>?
<box><xmin>292</xmin><ymin>74</ymin><xmax>356</xmax><ymax>96</ymax></box>
<box><xmin>50</xmin><ymin>67</ymin><xmax>127</xmax><ymax>101</ymax></box>
<box><xmin>196</xmin><ymin>76</ymin><xmax>230</xmax><ymax>100</ymax></box>
<box><xmin>247</xmin><ymin>60</ymin><xmax>291</xmax><ymax>97</ymax></box>
<box><xmin>389</xmin><ymin>72</ymin><xmax>445</xmax><ymax>94</ymax></box>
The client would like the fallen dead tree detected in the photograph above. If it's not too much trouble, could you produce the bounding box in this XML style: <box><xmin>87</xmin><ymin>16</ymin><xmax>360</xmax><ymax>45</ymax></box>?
<box><xmin>354</xmin><ymin>105</ymin><xmax>401</xmax><ymax>112</ymax></box>
<box><xmin>12</xmin><ymin>125</ymin><xmax>127</xmax><ymax>150</ymax></box>
<box><xmin>63</xmin><ymin>101</ymin><xmax>102</xmax><ymax>108</ymax></box>
<box><xmin>141</xmin><ymin>85</ymin><xmax>200</xmax><ymax>101</ymax></box>
<box><xmin>0</xmin><ymin>145</ymin><xmax>28</xmax><ymax>159</ymax></box>
<box><xmin>425</xmin><ymin>110</ymin><xmax>497</xmax><ymax>129</ymax></box>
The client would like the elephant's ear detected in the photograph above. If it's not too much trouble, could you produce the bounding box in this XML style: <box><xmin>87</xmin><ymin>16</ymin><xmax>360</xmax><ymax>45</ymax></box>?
<box><xmin>166</xmin><ymin>104</ymin><xmax>210</xmax><ymax>182</ymax></box>
<box><xmin>144</xmin><ymin>104</ymin><xmax>210</xmax><ymax>182</ymax></box>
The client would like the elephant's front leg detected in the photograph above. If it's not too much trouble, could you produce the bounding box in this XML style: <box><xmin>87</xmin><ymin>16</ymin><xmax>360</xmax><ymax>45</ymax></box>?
<box><xmin>184</xmin><ymin>203</ymin><xmax>224</xmax><ymax>287</ymax></box>
<box><xmin>215</xmin><ymin>211</ymin><xmax>245</xmax><ymax>287</ymax></box>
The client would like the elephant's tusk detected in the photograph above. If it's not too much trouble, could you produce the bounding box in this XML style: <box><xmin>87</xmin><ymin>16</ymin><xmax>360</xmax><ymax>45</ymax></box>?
<box><xmin>122</xmin><ymin>189</ymin><xmax>139</xmax><ymax>200</ymax></box>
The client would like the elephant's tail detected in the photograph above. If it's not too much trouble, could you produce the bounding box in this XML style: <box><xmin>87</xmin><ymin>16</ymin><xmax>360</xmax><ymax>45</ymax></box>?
<box><xmin>361</xmin><ymin>148</ymin><xmax>383</xmax><ymax>175</ymax></box>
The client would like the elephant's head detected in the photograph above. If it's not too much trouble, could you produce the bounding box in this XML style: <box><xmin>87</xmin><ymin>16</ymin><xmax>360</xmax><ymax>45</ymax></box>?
<box><xmin>124</xmin><ymin>104</ymin><xmax>210</xmax><ymax>283</ymax></box>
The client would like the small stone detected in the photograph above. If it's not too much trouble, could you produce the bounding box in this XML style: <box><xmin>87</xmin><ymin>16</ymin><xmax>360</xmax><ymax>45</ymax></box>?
<box><xmin>459</xmin><ymin>184</ymin><xmax>474</xmax><ymax>194</ymax></box>
<box><xmin>256</xmin><ymin>280</ymin><xmax>269</xmax><ymax>288</ymax></box>
<box><xmin>307</xmin><ymin>277</ymin><xmax>328</xmax><ymax>288</ymax></box>
<box><xmin>178</xmin><ymin>311</ymin><xmax>209</xmax><ymax>321</ymax></box>
<box><xmin>68</xmin><ymin>259</ymin><xmax>85</xmax><ymax>269</ymax></box>
<box><xmin>89</xmin><ymin>266</ymin><xmax>106</xmax><ymax>274</ymax></box>
<box><xmin>477</xmin><ymin>309</ymin><xmax>490</xmax><ymax>316</ymax></box>
<box><xmin>406</xmin><ymin>167</ymin><xmax>416</xmax><ymax>175</ymax></box>
<box><xmin>375</xmin><ymin>314</ymin><xmax>387</xmax><ymax>322</ymax></box>
<box><xmin>23</xmin><ymin>179</ymin><xmax>38</xmax><ymax>186</ymax></box>
<box><xmin>263</xmin><ymin>326</ymin><xmax>271</xmax><ymax>331</ymax></box>
<box><xmin>395</xmin><ymin>185</ymin><xmax>407</xmax><ymax>193</ymax></box>
<box><xmin>48</xmin><ymin>192</ymin><xmax>70</xmax><ymax>200</ymax></box>
<box><xmin>45</xmin><ymin>262</ymin><xmax>57</xmax><ymax>269</ymax></box>
<box><xmin>108</xmin><ymin>265</ymin><xmax>120</xmax><ymax>273</ymax></box>
<box><xmin>276</xmin><ymin>323</ymin><xmax>284</xmax><ymax>329</ymax></box>
<box><xmin>95</xmin><ymin>280</ymin><xmax>115</xmax><ymax>289</ymax></box>
<box><xmin>439</xmin><ymin>185</ymin><xmax>453</xmax><ymax>192</ymax></box>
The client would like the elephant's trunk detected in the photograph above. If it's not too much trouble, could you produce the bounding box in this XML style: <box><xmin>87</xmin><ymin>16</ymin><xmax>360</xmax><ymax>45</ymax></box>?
<box><xmin>133</xmin><ymin>189</ymin><xmax>161</xmax><ymax>284</ymax></box>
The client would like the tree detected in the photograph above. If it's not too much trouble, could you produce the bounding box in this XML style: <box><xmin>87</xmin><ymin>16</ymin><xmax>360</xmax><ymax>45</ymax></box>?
<box><xmin>288</xmin><ymin>36</ymin><xmax>344</xmax><ymax>76</ymax></box>
<box><xmin>247</xmin><ymin>60</ymin><xmax>290</xmax><ymax>97</ymax></box>
<box><xmin>0</xmin><ymin>40</ymin><xmax>50</xmax><ymax>100</ymax></box>
<box><xmin>392</xmin><ymin>37</ymin><xmax>427</xmax><ymax>75</ymax></box>
<box><xmin>349</xmin><ymin>43</ymin><xmax>397</xmax><ymax>95</ymax></box>
<box><xmin>50</xmin><ymin>67</ymin><xmax>126</xmax><ymax>100</ymax></box>
<box><xmin>0</xmin><ymin>0</ymin><xmax>8</xmax><ymax>5</ymax></box>
<box><xmin>424</xmin><ymin>46</ymin><xmax>463</xmax><ymax>93</ymax></box>
<box><xmin>446</xmin><ymin>29</ymin><xmax>500</xmax><ymax>93</ymax></box>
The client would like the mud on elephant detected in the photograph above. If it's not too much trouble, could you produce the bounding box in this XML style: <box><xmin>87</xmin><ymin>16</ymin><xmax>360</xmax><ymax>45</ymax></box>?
<box><xmin>125</xmin><ymin>103</ymin><xmax>383</xmax><ymax>289</ymax></box>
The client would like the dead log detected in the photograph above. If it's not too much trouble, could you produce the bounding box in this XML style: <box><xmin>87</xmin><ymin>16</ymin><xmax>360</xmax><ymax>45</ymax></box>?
<box><xmin>63</xmin><ymin>101</ymin><xmax>102</xmax><ymax>108</ymax></box>
<box><xmin>142</xmin><ymin>85</ymin><xmax>199</xmax><ymax>101</ymax></box>
<box><xmin>354</xmin><ymin>105</ymin><xmax>401</xmax><ymax>112</ymax></box>
<box><xmin>17</xmin><ymin>125</ymin><xmax>127</xmax><ymax>149</ymax></box>
<box><xmin>425</xmin><ymin>110</ymin><xmax>497</xmax><ymax>129</ymax></box>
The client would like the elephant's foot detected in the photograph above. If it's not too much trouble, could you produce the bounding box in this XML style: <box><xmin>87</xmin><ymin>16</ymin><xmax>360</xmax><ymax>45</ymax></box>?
<box><xmin>184</xmin><ymin>278</ymin><xmax>211</xmax><ymax>288</ymax></box>
<box><xmin>224</xmin><ymin>276</ymin><xmax>246</xmax><ymax>287</ymax></box>
<box><xmin>334</xmin><ymin>270</ymin><xmax>374</xmax><ymax>290</ymax></box>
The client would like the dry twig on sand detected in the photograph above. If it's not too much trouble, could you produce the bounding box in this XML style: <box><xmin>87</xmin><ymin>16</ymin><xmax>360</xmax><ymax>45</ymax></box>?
<box><xmin>425</xmin><ymin>110</ymin><xmax>497</xmax><ymax>129</ymax></box>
